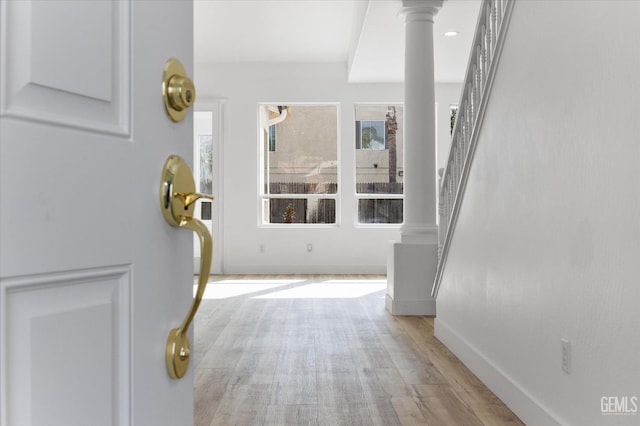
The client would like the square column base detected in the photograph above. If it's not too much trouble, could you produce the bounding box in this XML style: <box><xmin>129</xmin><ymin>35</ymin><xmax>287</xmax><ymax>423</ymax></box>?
<box><xmin>386</xmin><ymin>240</ymin><xmax>437</xmax><ymax>316</ymax></box>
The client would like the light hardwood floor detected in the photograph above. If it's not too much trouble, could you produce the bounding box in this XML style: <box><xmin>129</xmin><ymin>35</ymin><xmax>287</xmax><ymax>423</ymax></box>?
<box><xmin>194</xmin><ymin>275</ymin><xmax>522</xmax><ymax>426</ymax></box>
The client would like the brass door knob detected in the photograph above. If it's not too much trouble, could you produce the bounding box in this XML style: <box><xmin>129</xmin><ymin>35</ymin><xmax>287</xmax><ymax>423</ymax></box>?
<box><xmin>162</xmin><ymin>58</ymin><xmax>196</xmax><ymax>122</ymax></box>
<box><xmin>159</xmin><ymin>155</ymin><xmax>214</xmax><ymax>379</ymax></box>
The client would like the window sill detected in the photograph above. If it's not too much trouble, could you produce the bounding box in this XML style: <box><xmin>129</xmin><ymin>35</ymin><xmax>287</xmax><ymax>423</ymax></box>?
<box><xmin>258</xmin><ymin>223</ymin><xmax>341</xmax><ymax>229</ymax></box>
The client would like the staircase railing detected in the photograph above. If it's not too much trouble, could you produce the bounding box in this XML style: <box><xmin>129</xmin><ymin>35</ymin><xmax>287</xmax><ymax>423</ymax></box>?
<box><xmin>432</xmin><ymin>0</ymin><xmax>515</xmax><ymax>298</ymax></box>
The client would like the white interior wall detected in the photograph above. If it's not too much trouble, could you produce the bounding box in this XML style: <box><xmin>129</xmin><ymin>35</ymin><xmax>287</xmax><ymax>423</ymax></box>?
<box><xmin>195</xmin><ymin>62</ymin><xmax>459</xmax><ymax>274</ymax></box>
<box><xmin>434</xmin><ymin>2</ymin><xmax>640</xmax><ymax>425</ymax></box>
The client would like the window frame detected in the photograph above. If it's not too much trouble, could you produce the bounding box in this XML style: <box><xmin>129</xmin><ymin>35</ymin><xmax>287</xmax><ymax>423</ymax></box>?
<box><xmin>353</xmin><ymin>103</ymin><xmax>404</xmax><ymax>227</ymax></box>
<box><xmin>258</xmin><ymin>102</ymin><xmax>341</xmax><ymax>228</ymax></box>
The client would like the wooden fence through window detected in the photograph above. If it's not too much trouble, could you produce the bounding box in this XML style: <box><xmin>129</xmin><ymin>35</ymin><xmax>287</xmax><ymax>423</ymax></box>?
<box><xmin>266</xmin><ymin>182</ymin><xmax>403</xmax><ymax>224</ymax></box>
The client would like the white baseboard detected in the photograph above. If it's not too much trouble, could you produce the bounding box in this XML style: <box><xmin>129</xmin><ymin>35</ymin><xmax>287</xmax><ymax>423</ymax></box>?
<box><xmin>434</xmin><ymin>318</ymin><xmax>563</xmax><ymax>426</ymax></box>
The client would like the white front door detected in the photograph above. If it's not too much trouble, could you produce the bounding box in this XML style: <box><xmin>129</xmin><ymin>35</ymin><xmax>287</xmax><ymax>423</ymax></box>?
<box><xmin>0</xmin><ymin>1</ymin><xmax>195</xmax><ymax>425</ymax></box>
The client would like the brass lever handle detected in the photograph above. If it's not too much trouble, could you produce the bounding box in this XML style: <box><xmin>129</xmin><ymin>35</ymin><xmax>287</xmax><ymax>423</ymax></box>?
<box><xmin>175</xmin><ymin>192</ymin><xmax>214</xmax><ymax>208</ymax></box>
<box><xmin>165</xmin><ymin>217</ymin><xmax>211</xmax><ymax>379</ymax></box>
<box><xmin>159</xmin><ymin>155</ymin><xmax>214</xmax><ymax>379</ymax></box>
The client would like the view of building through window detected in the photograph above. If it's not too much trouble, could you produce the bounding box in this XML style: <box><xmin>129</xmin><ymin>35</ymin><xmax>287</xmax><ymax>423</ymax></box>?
<box><xmin>356</xmin><ymin>120</ymin><xmax>387</xmax><ymax>150</ymax></box>
<box><xmin>355</xmin><ymin>104</ymin><xmax>404</xmax><ymax>224</ymax></box>
<box><xmin>259</xmin><ymin>104</ymin><xmax>338</xmax><ymax>224</ymax></box>
<box><xmin>199</xmin><ymin>134</ymin><xmax>213</xmax><ymax>220</ymax></box>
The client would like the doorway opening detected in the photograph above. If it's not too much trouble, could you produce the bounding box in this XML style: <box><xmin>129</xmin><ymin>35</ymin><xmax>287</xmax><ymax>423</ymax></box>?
<box><xmin>194</xmin><ymin>108</ymin><xmax>223</xmax><ymax>274</ymax></box>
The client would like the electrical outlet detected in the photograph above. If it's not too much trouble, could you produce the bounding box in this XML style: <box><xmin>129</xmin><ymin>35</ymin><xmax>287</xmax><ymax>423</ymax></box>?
<box><xmin>561</xmin><ymin>338</ymin><xmax>571</xmax><ymax>374</ymax></box>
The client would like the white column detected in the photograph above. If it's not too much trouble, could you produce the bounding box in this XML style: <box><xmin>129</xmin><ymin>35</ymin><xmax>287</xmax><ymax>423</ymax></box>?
<box><xmin>386</xmin><ymin>0</ymin><xmax>442</xmax><ymax>316</ymax></box>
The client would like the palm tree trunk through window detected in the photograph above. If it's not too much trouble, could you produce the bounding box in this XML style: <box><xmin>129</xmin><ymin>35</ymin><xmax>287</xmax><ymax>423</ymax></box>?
<box><xmin>386</xmin><ymin>106</ymin><xmax>398</xmax><ymax>183</ymax></box>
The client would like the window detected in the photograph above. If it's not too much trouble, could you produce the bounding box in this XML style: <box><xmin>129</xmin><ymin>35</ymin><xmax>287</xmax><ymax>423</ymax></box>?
<box><xmin>450</xmin><ymin>104</ymin><xmax>458</xmax><ymax>135</ymax></box>
<box><xmin>198</xmin><ymin>134</ymin><xmax>213</xmax><ymax>220</ymax></box>
<box><xmin>355</xmin><ymin>104</ymin><xmax>404</xmax><ymax>224</ymax></box>
<box><xmin>259</xmin><ymin>104</ymin><xmax>339</xmax><ymax>224</ymax></box>
<box><xmin>356</xmin><ymin>120</ymin><xmax>386</xmax><ymax>150</ymax></box>
<box><xmin>268</xmin><ymin>125</ymin><xmax>276</xmax><ymax>152</ymax></box>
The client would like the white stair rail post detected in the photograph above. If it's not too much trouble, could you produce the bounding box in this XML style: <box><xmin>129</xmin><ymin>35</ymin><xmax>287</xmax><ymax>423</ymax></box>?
<box><xmin>386</xmin><ymin>0</ymin><xmax>443</xmax><ymax>316</ymax></box>
<box><xmin>438</xmin><ymin>167</ymin><xmax>445</xmax><ymax>261</ymax></box>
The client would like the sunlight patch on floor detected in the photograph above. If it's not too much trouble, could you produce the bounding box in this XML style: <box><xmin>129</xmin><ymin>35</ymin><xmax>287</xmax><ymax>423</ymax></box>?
<box><xmin>197</xmin><ymin>279</ymin><xmax>304</xmax><ymax>299</ymax></box>
<box><xmin>253</xmin><ymin>280</ymin><xmax>386</xmax><ymax>299</ymax></box>
<box><xmin>195</xmin><ymin>277</ymin><xmax>387</xmax><ymax>300</ymax></box>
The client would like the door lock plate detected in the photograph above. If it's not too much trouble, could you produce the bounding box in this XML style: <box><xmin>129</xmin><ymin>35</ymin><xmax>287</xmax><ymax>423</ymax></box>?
<box><xmin>162</xmin><ymin>58</ymin><xmax>196</xmax><ymax>123</ymax></box>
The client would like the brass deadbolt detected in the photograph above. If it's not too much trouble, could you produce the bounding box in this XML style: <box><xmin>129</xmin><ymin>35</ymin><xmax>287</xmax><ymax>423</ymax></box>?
<box><xmin>162</xmin><ymin>58</ymin><xmax>196</xmax><ymax>123</ymax></box>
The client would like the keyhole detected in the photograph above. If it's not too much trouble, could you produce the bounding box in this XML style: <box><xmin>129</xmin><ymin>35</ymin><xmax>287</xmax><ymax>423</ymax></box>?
<box><xmin>185</xmin><ymin>90</ymin><xmax>193</xmax><ymax>103</ymax></box>
<box><xmin>179</xmin><ymin>347</ymin><xmax>188</xmax><ymax>361</ymax></box>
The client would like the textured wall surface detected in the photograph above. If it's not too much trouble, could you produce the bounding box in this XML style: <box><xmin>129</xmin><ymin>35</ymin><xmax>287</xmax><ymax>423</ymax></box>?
<box><xmin>435</xmin><ymin>1</ymin><xmax>640</xmax><ymax>425</ymax></box>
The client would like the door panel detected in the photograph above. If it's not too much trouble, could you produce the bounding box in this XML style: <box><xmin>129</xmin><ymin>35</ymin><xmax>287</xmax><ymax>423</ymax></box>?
<box><xmin>0</xmin><ymin>1</ymin><xmax>194</xmax><ymax>425</ymax></box>
<box><xmin>4</xmin><ymin>266</ymin><xmax>131</xmax><ymax>426</ymax></box>
<box><xmin>1</xmin><ymin>0</ymin><xmax>130</xmax><ymax>135</ymax></box>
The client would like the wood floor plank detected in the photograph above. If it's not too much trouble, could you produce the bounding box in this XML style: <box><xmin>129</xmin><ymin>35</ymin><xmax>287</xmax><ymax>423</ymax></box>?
<box><xmin>358</xmin><ymin>367</ymin><xmax>413</xmax><ymax>400</ymax></box>
<box><xmin>193</xmin><ymin>368</ymin><xmax>233</xmax><ymax>426</ymax></box>
<box><xmin>412</xmin><ymin>384</ymin><xmax>484</xmax><ymax>426</ymax></box>
<box><xmin>396</xmin><ymin>363</ymin><xmax>448</xmax><ymax>386</ymax></box>
<box><xmin>197</xmin><ymin>331</ymin><xmax>249</xmax><ymax>369</ymax></box>
<box><xmin>234</xmin><ymin>346</ymin><xmax>280</xmax><ymax>372</ymax></box>
<box><xmin>316</xmin><ymin>369</ymin><xmax>367</xmax><ymax>406</ymax></box>
<box><xmin>208</xmin><ymin>384</ymin><xmax>271</xmax><ymax>426</ymax></box>
<box><xmin>389</xmin><ymin>396</ymin><xmax>429</xmax><ymax>425</ymax></box>
<box><xmin>316</xmin><ymin>402</ymin><xmax>373</xmax><ymax>426</ymax></box>
<box><xmin>348</xmin><ymin>331</ymin><xmax>397</xmax><ymax>369</ymax></box>
<box><xmin>315</xmin><ymin>353</ymin><xmax>357</xmax><ymax>373</ymax></box>
<box><xmin>264</xmin><ymin>404</ymin><xmax>319</xmax><ymax>426</ymax></box>
<box><xmin>271</xmin><ymin>370</ymin><xmax>318</xmax><ymax>405</ymax></box>
<box><xmin>365</xmin><ymin>398</ymin><xmax>403</xmax><ymax>426</ymax></box>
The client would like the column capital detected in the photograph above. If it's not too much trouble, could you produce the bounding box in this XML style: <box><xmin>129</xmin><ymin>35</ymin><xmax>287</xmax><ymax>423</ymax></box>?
<box><xmin>400</xmin><ymin>0</ymin><xmax>443</xmax><ymax>22</ymax></box>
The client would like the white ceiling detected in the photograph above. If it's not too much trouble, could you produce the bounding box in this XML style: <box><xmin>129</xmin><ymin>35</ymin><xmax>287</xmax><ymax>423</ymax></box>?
<box><xmin>194</xmin><ymin>0</ymin><xmax>480</xmax><ymax>83</ymax></box>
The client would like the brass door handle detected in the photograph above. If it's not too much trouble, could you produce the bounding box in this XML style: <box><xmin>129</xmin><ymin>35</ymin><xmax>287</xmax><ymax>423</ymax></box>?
<box><xmin>159</xmin><ymin>155</ymin><xmax>213</xmax><ymax>379</ymax></box>
<box><xmin>162</xmin><ymin>58</ymin><xmax>196</xmax><ymax>123</ymax></box>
